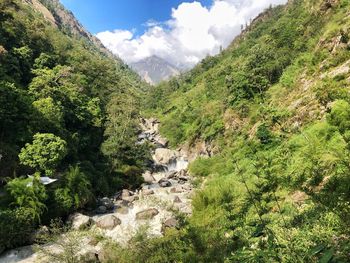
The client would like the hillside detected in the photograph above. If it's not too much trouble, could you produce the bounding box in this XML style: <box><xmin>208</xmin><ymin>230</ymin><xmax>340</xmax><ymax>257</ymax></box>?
<box><xmin>135</xmin><ymin>0</ymin><xmax>350</xmax><ymax>262</ymax></box>
<box><xmin>0</xmin><ymin>0</ymin><xmax>148</xmax><ymax>253</ymax></box>
<box><xmin>2</xmin><ymin>0</ymin><xmax>350</xmax><ymax>262</ymax></box>
<box><xmin>130</xmin><ymin>55</ymin><xmax>180</xmax><ymax>85</ymax></box>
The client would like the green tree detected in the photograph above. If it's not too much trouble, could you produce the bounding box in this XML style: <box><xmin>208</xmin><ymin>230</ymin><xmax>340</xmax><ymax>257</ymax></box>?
<box><xmin>19</xmin><ymin>133</ymin><xmax>67</xmax><ymax>176</ymax></box>
<box><xmin>6</xmin><ymin>173</ymin><xmax>47</xmax><ymax>222</ymax></box>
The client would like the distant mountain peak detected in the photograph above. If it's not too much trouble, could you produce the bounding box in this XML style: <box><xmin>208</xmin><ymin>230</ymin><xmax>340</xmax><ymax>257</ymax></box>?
<box><xmin>130</xmin><ymin>56</ymin><xmax>180</xmax><ymax>85</ymax></box>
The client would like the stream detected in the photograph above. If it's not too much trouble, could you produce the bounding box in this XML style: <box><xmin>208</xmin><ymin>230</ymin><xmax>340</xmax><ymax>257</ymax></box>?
<box><xmin>0</xmin><ymin>118</ymin><xmax>194</xmax><ymax>263</ymax></box>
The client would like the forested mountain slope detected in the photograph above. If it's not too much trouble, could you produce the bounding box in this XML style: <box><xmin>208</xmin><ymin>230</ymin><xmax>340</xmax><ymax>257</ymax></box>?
<box><xmin>0</xmin><ymin>0</ymin><xmax>148</xmax><ymax>252</ymax></box>
<box><xmin>124</xmin><ymin>0</ymin><xmax>350</xmax><ymax>261</ymax></box>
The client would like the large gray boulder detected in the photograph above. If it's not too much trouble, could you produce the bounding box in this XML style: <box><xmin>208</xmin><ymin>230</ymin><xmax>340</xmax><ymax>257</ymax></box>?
<box><xmin>159</xmin><ymin>178</ymin><xmax>172</xmax><ymax>187</ymax></box>
<box><xmin>136</xmin><ymin>208</ymin><xmax>159</xmax><ymax>220</ymax></box>
<box><xmin>96</xmin><ymin>215</ymin><xmax>121</xmax><ymax>230</ymax></box>
<box><xmin>142</xmin><ymin>171</ymin><xmax>155</xmax><ymax>184</ymax></box>
<box><xmin>69</xmin><ymin>213</ymin><xmax>92</xmax><ymax>230</ymax></box>
<box><xmin>153</xmin><ymin>148</ymin><xmax>178</xmax><ymax>165</ymax></box>
<box><xmin>99</xmin><ymin>197</ymin><xmax>114</xmax><ymax>210</ymax></box>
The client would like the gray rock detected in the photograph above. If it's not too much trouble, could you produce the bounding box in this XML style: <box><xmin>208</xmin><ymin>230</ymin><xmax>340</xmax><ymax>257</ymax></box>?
<box><xmin>123</xmin><ymin>195</ymin><xmax>139</xmax><ymax>203</ymax></box>
<box><xmin>166</xmin><ymin>171</ymin><xmax>177</xmax><ymax>179</ymax></box>
<box><xmin>162</xmin><ymin>218</ymin><xmax>179</xmax><ymax>233</ymax></box>
<box><xmin>136</xmin><ymin>208</ymin><xmax>159</xmax><ymax>220</ymax></box>
<box><xmin>99</xmin><ymin>197</ymin><xmax>114</xmax><ymax>210</ymax></box>
<box><xmin>69</xmin><ymin>213</ymin><xmax>92</xmax><ymax>230</ymax></box>
<box><xmin>153</xmin><ymin>148</ymin><xmax>178</xmax><ymax>165</ymax></box>
<box><xmin>143</xmin><ymin>189</ymin><xmax>155</xmax><ymax>195</ymax></box>
<box><xmin>173</xmin><ymin>196</ymin><xmax>182</xmax><ymax>203</ymax></box>
<box><xmin>96</xmin><ymin>205</ymin><xmax>107</xmax><ymax>214</ymax></box>
<box><xmin>121</xmin><ymin>189</ymin><xmax>131</xmax><ymax>199</ymax></box>
<box><xmin>116</xmin><ymin>206</ymin><xmax>129</xmax><ymax>214</ymax></box>
<box><xmin>159</xmin><ymin>178</ymin><xmax>172</xmax><ymax>187</ymax></box>
<box><xmin>114</xmin><ymin>199</ymin><xmax>130</xmax><ymax>207</ymax></box>
<box><xmin>96</xmin><ymin>215</ymin><xmax>121</xmax><ymax>230</ymax></box>
<box><xmin>142</xmin><ymin>171</ymin><xmax>155</xmax><ymax>184</ymax></box>
<box><xmin>170</xmin><ymin>187</ymin><xmax>183</xmax><ymax>193</ymax></box>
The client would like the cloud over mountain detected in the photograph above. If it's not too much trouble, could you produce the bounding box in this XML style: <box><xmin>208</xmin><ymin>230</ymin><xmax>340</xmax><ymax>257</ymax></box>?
<box><xmin>96</xmin><ymin>0</ymin><xmax>287</xmax><ymax>68</ymax></box>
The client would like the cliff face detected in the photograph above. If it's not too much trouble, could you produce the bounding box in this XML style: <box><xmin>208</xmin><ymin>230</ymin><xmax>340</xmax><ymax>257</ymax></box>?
<box><xmin>22</xmin><ymin>0</ymin><xmax>114</xmax><ymax>56</ymax></box>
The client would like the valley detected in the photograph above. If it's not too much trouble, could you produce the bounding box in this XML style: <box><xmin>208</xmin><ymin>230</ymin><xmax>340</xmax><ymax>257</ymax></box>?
<box><xmin>1</xmin><ymin>0</ymin><xmax>350</xmax><ymax>262</ymax></box>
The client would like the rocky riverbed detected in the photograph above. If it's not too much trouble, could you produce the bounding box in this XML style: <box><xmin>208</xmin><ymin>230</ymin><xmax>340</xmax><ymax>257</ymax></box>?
<box><xmin>0</xmin><ymin>118</ymin><xmax>194</xmax><ymax>263</ymax></box>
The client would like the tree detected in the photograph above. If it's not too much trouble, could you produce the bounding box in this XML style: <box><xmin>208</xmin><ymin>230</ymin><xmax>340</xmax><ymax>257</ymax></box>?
<box><xmin>6</xmin><ymin>173</ymin><xmax>47</xmax><ymax>222</ymax></box>
<box><xmin>19</xmin><ymin>133</ymin><xmax>67</xmax><ymax>176</ymax></box>
<box><xmin>64</xmin><ymin>165</ymin><xmax>92</xmax><ymax>209</ymax></box>
<box><xmin>32</xmin><ymin>97</ymin><xmax>64</xmax><ymax>131</ymax></box>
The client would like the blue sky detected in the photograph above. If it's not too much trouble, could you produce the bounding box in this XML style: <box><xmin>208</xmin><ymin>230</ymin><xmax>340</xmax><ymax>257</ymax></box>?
<box><xmin>61</xmin><ymin>0</ymin><xmax>212</xmax><ymax>35</ymax></box>
<box><xmin>61</xmin><ymin>0</ymin><xmax>287</xmax><ymax>67</ymax></box>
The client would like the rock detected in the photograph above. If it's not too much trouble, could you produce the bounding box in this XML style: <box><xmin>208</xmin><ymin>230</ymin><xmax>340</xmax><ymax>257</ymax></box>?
<box><xmin>143</xmin><ymin>189</ymin><xmax>155</xmax><ymax>195</ymax></box>
<box><xmin>136</xmin><ymin>208</ymin><xmax>159</xmax><ymax>220</ymax></box>
<box><xmin>142</xmin><ymin>171</ymin><xmax>155</xmax><ymax>184</ymax></box>
<box><xmin>99</xmin><ymin>197</ymin><xmax>114</xmax><ymax>210</ymax></box>
<box><xmin>121</xmin><ymin>189</ymin><xmax>131</xmax><ymax>199</ymax></box>
<box><xmin>69</xmin><ymin>213</ymin><xmax>92</xmax><ymax>230</ymax></box>
<box><xmin>80</xmin><ymin>251</ymin><xmax>98</xmax><ymax>262</ymax></box>
<box><xmin>162</xmin><ymin>218</ymin><xmax>179</xmax><ymax>233</ymax></box>
<box><xmin>96</xmin><ymin>215</ymin><xmax>121</xmax><ymax>230</ymax></box>
<box><xmin>114</xmin><ymin>199</ymin><xmax>131</xmax><ymax>207</ymax></box>
<box><xmin>159</xmin><ymin>178</ymin><xmax>172</xmax><ymax>187</ymax></box>
<box><xmin>153</xmin><ymin>148</ymin><xmax>178</xmax><ymax>165</ymax></box>
<box><xmin>157</xmin><ymin>137</ymin><xmax>169</xmax><ymax>147</ymax></box>
<box><xmin>166</xmin><ymin>171</ymin><xmax>177</xmax><ymax>179</ymax></box>
<box><xmin>96</xmin><ymin>205</ymin><xmax>107</xmax><ymax>214</ymax></box>
<box><xmin>116</xmin><ymin>206</ymin><xmax>129</xmax><ymax>214</ymax></box>
<box><xmin>178</xmin><ymin>169</ymin><xmax>187</xmax><ymax>177</ymax></box>
<box><xmin>170</xmin><ymin>187</ymin><xmax>183</xmax><ymax>193</ymax></box>
<box><xmin>123</xmin><ymin>195</ymin><xmax>139</xmax><ymax>203</ymax></box>
<box><xmin>173</xmin><ymin>196</ymin><xmax>182</xmax><ymax>203</ymax></box>
<box><xmin>178</xmin><ymin>176</ymin><xmax>188</xmax><ymax>182</ymax></box>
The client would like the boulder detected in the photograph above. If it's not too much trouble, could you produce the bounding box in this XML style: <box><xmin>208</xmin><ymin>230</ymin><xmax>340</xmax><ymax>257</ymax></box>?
<box><xmin>99</xmin><ymin>197</ymin><xmax>114</xmax><ymax>210</ymax></box>
<box><xmin>136</xmin><ymin>208</ymin><xmax>159</xmax><ymax>220</ymax></box>
<box><xmin>123</xmin><ymin>195</ymin><xmax>139</xmax><ymax>203</ymax></box>
<box><xmin>96</xmin><ymin>215</ymin><xmax>121</xmax><ymax>230</ymax></box>
<box><xmin>166</xmin><ymin>171</ymin><xmax>177</xmax><ymax>179</ymax></box>
<box><xmin>96</xmin><ymin>205</ymin><xmax>107</xmax><ymax>214</ymax></box>
<box><xmin>121</xmin><ymin>189</ymin><xmax>131</xmax><ymax>199</ymax></box>
<box><xmin>178</xmin><ymin>169</ymin><xmax>187</xmax><ymax>177</ymax></box>
<box><xmin>142</xmin><ymin>171</ymin><xmax>155</xmax><ymax>184</ymax></box>
<box><xmin>173</xmin><ymin>196</ymin><xmax>182</xmax><ymax>203</ymax></box>
<box><xmin>153</xmin><ymin>148</ymin><xmax>178</xmax><ymax>165</ymax></box>
<box><xmin>116</xmin><ymin>206</ymin><xmax>129</xmax><ymax>215</ymax></box>
<box><xmin>162</xmin><ymin>218</ymin><xmax>179</xmax><ymax>233</ymax></box>
<box><xmin>143</xmin><ymin>189</ymin><xmax>155</xmax><ymax>196</ymax></box>
<box><xmin>114</xmin><ymin>199</ymin><xmax>131</xmax><ymax>207</ymax></box>
<box><xmin>159</xmin><ymin>178</ymin><xmax>172</xmax><ymax>187</ymax></box>
<box><xmin>69</xmin><ymin>213</ymin><xmax>92</xmax><ymax>230</ymax></box>
<box><xmin>170</xmin><ymin>187</ymin><xmax>183</xmax><ymax>193</ymax></box>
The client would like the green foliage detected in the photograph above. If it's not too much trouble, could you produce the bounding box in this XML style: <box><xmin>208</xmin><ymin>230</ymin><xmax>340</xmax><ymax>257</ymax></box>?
<box><xmin>0</xmin><ymin>208</ymin><xmax>36</xmax><ymax>251</ymax></box>
<box><xmin>19</xmin><ymin>133</ymin><xmax>67</xmax><ymax>176</ymax></box>
<box><xmin>6</xmin><ymin>173</ymin><xmax>47</xmax><ymax>222</ymax></box>
<box><xmin>137</xmin><ymin>0</ymin><xmax>350</xmax><ymax>261</ymax></box>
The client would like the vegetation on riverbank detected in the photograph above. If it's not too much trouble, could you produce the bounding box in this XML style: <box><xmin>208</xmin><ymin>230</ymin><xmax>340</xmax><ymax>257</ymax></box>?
<box><xmin>137</xmin><ymin>0</ymin><xmax>350</xmax><ymax>261</ymax></box>
<box><xmin>0</xmin><ymin>0</ymin><xmax>148</xmax><ymax>252</ymax></box>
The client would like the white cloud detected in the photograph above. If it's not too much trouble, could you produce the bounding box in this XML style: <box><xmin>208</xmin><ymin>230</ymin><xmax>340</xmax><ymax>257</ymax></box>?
<box><xmin>96</xmin><ymin>0</ymin><xmax>287</xmax><ymax>68</ymax></box>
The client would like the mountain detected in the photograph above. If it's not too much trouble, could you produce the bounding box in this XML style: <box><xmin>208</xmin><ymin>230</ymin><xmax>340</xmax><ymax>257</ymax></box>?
<box><xmin>130</xmin><ymin>56</ymin><xmax>180</xmax><ymax>85</ymax></box>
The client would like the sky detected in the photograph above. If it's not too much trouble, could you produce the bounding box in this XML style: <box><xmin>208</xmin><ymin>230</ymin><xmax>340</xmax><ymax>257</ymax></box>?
<box><xmin>61</xmin><ymin>0</ymin><xmax>287</xmax><ymax>68</ymax></box>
